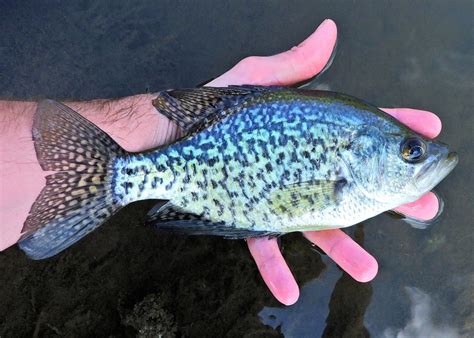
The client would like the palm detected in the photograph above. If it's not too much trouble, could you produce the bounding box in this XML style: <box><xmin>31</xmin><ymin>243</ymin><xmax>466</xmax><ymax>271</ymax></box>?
<box><xmin>205</xmin><ymin>20</ymin><xmax>441</xmax><ymax>305</ymax></box>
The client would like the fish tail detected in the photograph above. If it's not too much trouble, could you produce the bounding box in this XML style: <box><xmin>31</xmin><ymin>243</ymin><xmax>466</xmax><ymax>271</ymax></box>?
<box><xmin>19</xmin><ymin>100</ymin><xmax>127</xmax><ymax>259</ymax></box>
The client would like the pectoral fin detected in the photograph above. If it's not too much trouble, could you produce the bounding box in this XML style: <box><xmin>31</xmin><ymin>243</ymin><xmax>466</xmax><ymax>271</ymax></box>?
<box><xmin>270</xmin><ymin>179</ymin><xmax>346</xmax><ymax>217</ymax></box>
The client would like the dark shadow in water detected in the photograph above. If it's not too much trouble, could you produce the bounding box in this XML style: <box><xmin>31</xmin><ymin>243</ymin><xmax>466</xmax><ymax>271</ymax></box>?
<box><xmin>322</xmin><ymin>226</ymin><xmax>372</xmax><ymax>338</ymax></box>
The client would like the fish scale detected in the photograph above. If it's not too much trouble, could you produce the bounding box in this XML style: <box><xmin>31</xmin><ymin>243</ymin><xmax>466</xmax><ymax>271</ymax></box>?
<box><xmin>18</xmin><ymin>86</ymin><xmax>457</xmax><ymax>259</ymax></box>
<box><xmin>114</xmin><ymin>97</ymin><xmax>374</xmax><ymax>232</ymax></box>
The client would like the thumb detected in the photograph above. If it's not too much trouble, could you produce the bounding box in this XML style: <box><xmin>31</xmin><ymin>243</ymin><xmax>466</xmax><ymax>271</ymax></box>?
<box><xmin>207</xmin><ymin>19</ymin><xmax>338</xmax><ymax>87</ymax></box>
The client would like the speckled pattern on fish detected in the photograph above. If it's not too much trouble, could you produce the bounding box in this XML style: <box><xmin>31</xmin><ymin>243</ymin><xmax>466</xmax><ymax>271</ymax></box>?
<box><xmin>18</xmin><ymin>86</ymin><xmax>458</xmax><ymax>259</ymax></box>
<box><xmin>114</xmin><ymin>89</ymin><xmax>405</xmax><ymax>232</ymax></box>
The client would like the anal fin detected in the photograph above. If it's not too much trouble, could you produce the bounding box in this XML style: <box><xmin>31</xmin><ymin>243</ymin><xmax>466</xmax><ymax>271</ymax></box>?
<box><xmin>146</xmin><ymin>202</ymin><xmax>278</xmax><ymax>239</ymax></box>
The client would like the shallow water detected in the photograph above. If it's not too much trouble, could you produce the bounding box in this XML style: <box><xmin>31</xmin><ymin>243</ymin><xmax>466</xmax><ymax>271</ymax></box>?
<box><xmin>1</xmin><ymin>1</ymin><xmax>472</xmax><ymax>336</ymax></box>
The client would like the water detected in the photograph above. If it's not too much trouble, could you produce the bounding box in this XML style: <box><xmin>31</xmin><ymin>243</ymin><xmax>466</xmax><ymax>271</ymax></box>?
<box><xmin>1</xmin><ymin>1</ymin><xmax>472</xmax><ymax>336</ymax></box>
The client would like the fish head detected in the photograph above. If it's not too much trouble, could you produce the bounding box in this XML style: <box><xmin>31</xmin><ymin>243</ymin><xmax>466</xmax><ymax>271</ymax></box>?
<box><xmin>389</xmin><ymin>135</ymin><xmax>458</xmax><ymax>200</ymax></box>
<box><xmin>342</xmin><ymin>127</ymin><xmax>458</xmax><ymax>206</ymax></box>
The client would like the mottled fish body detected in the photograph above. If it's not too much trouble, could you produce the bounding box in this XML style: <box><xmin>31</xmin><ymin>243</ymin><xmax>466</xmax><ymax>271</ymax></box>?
<box><xmin>19</xmin><ymin>86</ymin><xmax>458</xmax><ymax>259</ymax></box>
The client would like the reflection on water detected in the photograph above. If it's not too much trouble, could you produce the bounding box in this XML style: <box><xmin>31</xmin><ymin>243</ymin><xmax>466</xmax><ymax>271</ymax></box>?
<box><xmin>261</xmin><ymin>226</ymin><xmax>373</xmax><ymax>337</ymax></box>
<box><xmin>323</xmin><ymin>263</ymin><xmax>372</xmax><ymax>337</ymax></box>
<box><xmin>262</xmin><ymin>231</ymin><xmax>463</xmax><ymax>338</ymax></box>
<box><xmin>383</xmin><ymin>287</ymin><xmax>459</xmax><ymax>338</ymax></box>
<box><xmin>260</xmin><ymin>261</ymin><xmax>373</xmax><ymax>338</ymax></box>
<box><xmin>260</xmin><ymin>260</ymin><xmax>340</xmax><ymax>337</ymax></box>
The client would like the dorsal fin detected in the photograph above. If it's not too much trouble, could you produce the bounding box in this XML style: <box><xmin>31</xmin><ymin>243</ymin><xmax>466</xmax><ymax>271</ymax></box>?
<box><xmin>152</xmin><ymin>85</ymin><xmax>277</xmax><ymax>134</ymax></box>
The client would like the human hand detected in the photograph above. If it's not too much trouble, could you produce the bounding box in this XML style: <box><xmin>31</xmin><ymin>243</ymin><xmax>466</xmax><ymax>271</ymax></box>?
<box><xmin>207</xmin><ymin>19</ymin><xmax>441</xmax><ymax>305</ymax></box>
<box><xmin>0</xmin><ymin>19</ymin><xmax>440</xmax><ymax>307</ymax></box>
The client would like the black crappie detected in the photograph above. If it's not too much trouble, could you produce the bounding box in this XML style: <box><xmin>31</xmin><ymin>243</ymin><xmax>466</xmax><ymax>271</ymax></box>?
<box><xmin>19</xmin><ymin>86</ymin><xmax>458</xmax><ymax>259</ymax></box>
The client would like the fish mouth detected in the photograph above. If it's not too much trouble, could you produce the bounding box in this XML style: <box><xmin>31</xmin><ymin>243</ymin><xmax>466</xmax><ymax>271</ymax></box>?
<box><xmin>415</xmin><ymin>151</ymin><xmax>458</xmax><ymax>192</ymax></box>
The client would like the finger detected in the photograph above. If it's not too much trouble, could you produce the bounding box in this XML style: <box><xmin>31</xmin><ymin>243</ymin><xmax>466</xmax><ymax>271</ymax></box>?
<box><xmin>304</xmin><ymin>229</ymin><xmax>378</xmax><ymax>282</ymax></box>
<box><xmin>393</xmin><ymin>191</ymin><xmax>439</xmax><ymax>221</ymax></box>
<box><xmin>381</xmin><ymin>108</ymin><xmax>442</xmax><ymax>139</ymax></box>
<box><xmin>247</xmin><ymin>237</ymin><xmax>300</xmax><ymax>305</ymax></box>
<box><xmin>208</xmin><ymin>19</ymin><xmax>338</xmax><ymax>87</ymax></box>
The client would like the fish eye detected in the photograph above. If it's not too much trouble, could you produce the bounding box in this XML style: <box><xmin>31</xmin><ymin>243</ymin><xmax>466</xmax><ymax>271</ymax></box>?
<box><xmin>400</xmin><ymin>137</ymin><xmax>427</xmax><ymax>163</ymax></box>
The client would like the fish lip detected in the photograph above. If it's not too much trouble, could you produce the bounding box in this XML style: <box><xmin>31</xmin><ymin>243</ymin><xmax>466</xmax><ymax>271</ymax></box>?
<box><xmin>446</xmin><ymin>151</ymin><xmax>459</xmax><ymax>164</ymax></box>
<box><xmin>415</xmin><ymin>151</ymin><xmax>458</xmax><ymax>191</ymax></box>
<box><xmin>440</xmin><ymin>151</ymin><xmax>459</xmax><ymax>173</ymax></box>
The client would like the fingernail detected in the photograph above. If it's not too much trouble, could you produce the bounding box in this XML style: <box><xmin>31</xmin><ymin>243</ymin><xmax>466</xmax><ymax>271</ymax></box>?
<box><xmin>283</xmin><ymin>288</ymin><xmax>300</xmax><ymax>306</ymax></box>
<box><xmin>316</xmin><ymin>19</ymin><xmax>330</xmax><ymax>32</ymax></box>
<box><xmin>316</xmin><ymin>18</ymin><xmax>335</xmax><ymax>32</ymax></box>
<box><xmin>350</xmin><ymin>252</ymin><xmax>378</xmax><ymax>283</ymax></box>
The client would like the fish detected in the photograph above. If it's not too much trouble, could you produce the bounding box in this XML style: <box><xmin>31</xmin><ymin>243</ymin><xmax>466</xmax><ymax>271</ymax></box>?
<box><xmin>18</xmin><ymin>86</ymin><xmax>458</xmax><ymax>259</ymax></box>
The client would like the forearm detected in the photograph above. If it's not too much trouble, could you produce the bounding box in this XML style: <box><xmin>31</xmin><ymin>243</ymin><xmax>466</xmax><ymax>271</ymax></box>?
<box><xmin>0</xmin><ymin>94</ymin><xmax>179</xmax><ymax>251</ymax></box>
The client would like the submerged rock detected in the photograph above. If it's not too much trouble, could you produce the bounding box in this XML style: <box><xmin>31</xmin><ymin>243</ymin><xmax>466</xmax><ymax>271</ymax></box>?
<box><xmin>124</xmin><ymin>293</ymin><xmax>177</xmax><ymax>338</ymax></box>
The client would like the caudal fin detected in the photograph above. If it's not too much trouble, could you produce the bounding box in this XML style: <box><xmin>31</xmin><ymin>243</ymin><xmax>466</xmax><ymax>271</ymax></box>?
<box><xmin>19</xmin><ymin>100</ymin><xmax>126</xmax><ymax>259</ymax></box>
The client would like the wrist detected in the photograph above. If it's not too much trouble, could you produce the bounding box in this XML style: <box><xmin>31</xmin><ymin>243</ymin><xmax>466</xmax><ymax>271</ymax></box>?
<box><xmin>67</xmin><ymin>94</ymin><xmax>180</xmax><ymax>152</ymax></box>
